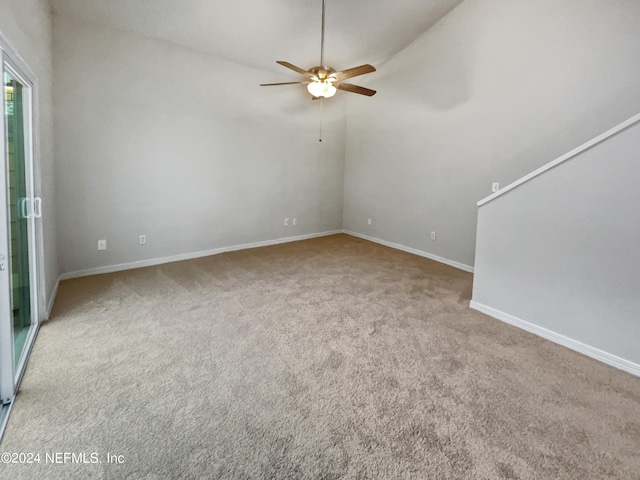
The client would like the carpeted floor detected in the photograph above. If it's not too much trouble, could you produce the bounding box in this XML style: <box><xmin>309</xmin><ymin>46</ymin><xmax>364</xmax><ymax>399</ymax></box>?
<box><xmin>1</xmin><ymin>234</ymin><xmax>639</xmax><ymax>479</ymax></box>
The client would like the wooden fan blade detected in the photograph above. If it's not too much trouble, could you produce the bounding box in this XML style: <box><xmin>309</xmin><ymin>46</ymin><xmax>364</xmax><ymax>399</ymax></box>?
<box><xmin>337</xmin><ymin>83</ymin><xmax>376</xmax><ymax>97</ymax></box>
<box><xmin>260</xmin><ymin>82</ymin><xmax>305</xmax><ymax>86</ymax></box>
<box><xmin>276</xmin><ymin>61</ymin><xmax>313</xmax><ymax>78</ymax></box>
<box><xmin>336</xmin><ymin>64</ymin><xmax>376</xmax><ymax>80</ymax></box>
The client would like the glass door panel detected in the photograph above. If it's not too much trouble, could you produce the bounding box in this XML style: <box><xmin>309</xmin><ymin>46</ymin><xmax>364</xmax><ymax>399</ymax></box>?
<box><xmin>1</xmin><ymin>47</ymin><xmax>40</xmax><ymax>437</ymax></box>
<box><xmin>4</xmin><ymin>73</ymin><xmax>31</xmax><ymax>367</ymax></box>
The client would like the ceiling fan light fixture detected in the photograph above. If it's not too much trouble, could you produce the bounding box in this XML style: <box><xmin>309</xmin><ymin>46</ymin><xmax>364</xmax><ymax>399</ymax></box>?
<box><xmin>307</xmin><ymin>80</ymin><xmax>337</xmax><ymax>98</ymax></box>
<box><xmin>260</xmin><ymin>1</ymin><xmax>376</xmax><ymax>100</ymax></box>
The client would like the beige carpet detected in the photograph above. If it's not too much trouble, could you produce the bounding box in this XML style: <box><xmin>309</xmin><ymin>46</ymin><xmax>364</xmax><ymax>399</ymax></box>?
<box><xmin>1</xmin><ymin>234</ymin><xmax>639</xmax><ymax>479</ymax></box>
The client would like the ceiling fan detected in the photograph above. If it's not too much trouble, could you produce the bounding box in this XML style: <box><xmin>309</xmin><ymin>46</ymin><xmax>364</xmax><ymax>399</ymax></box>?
<box><xmin>260</xmin><ymin>0</ymin><xmax>377</xmax><ymax>100</ymax></box>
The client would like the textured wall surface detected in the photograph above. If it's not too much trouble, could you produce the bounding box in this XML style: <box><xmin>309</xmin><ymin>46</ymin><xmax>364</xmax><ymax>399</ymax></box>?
<box><xmin>343</xmin><ymin>0</ymin><xmax>640</xmax><ymax>268</ymax></box>
<box><xmin>0</xmin><ymin>0</ymin><xmax>57</xmax><ymax>314</ymax></box>
<box><xmin>473</xmin><ymin>119</ymin><xmax>640</xmax><ymax>365</ymax></box>
<box><xmin>53</xmin><ymin>16</ymin><xmax>346</xmax><ymax>274</ymax></box>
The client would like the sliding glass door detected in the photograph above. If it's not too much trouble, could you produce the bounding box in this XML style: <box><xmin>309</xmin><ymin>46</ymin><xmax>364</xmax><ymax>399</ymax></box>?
<box><xmin>0</xmin><ymin>51</ymin><xmax>40</xmax><ymax>410</ymax></box>
<box><xmin>5</xmin><ymin>71</ymin><xmax>32</xmax><ymax>367</ymax></box>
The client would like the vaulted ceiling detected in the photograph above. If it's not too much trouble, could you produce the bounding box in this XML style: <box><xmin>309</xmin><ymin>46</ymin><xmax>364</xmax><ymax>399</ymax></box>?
<box><xmin>50</xmin><ymin>0</ymin><xmax>464</xmax><ymax>74</ymax></box>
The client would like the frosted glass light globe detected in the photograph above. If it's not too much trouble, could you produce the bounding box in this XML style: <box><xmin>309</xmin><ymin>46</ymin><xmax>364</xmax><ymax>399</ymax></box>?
<box><xmin>307</xmin><ymin>81</ymin><xmax>337</xmax><ymax>98</ymax></box>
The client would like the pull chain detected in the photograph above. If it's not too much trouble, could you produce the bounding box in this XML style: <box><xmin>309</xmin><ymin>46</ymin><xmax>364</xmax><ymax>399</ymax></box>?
<box><xmin>319</xmin><ymin>0</ymin><xmax>327</xmax><ymax>142</ymax></box>
<box><xmin>319</xmin><ymin>98</ymin><xmax>323</xmax><ymax>142</ymax></box>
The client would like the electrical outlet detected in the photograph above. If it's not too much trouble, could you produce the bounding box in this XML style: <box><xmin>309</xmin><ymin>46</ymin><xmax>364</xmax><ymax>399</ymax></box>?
<box><xmin>98</xmin><ymin>239</ymin><xmax>107</xmax><ymax>250</ymax></box>
<box><xmin>430</xmin><ymin>232</ymin><xmax>436</xmax><ymax>241</ymax></box>
<box><xmin>292</xmin><ymin>218</ymin><xmax>298</xmax><ymax>226</ymax></box>
<box><xmin>284</xmin><ymin>218</ymin><xmax>289</xmax><ymax>226</ymax></box>
<box><xmin>367</xmin><ymin>218</ymin><xmax>372</xmax><ymax>226</ymax></box>
<box><xmin>139</xmin><ymin>234</ymin><xmax>147</xmax><ymax>245</ymax></box>
<box><xmin>492</xmin><ymin>182</ymin><xmax>500</xmax><ymax>193</ymax></box>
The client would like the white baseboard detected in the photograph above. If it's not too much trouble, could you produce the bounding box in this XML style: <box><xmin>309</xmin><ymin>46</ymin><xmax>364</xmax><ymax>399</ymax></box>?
<box><xmin>58</xmin><ymin>230</ymin><xmax>343</xmax><ymax>281</ymax></box>
<box><xmin>470</xmin><ymin>300</ymin><xmax>640</xmax><ymax>377</ymax></box>
<box><xmin>343</xmin><ymin>230</ymin><xmax>474</xmax><ymax>273</ymax></box>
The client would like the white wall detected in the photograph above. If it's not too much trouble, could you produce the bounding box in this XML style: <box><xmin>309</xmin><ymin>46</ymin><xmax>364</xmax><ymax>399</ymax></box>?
<box><xmin>53</xmin><ymin>16</ymin><xmax>346</xmax><ymax>274</ymax></box>
<box><xmin>472</xmin><ymin>118</ymin><xmax>640</xmax><ymax>370</ymax></box>
<box><xmin>0</xmin><ymin>0</ymin><xmax>58</xmax><ymax>314</ymax></box>
<box><xmin>343</xmin><ymin>0</ymin><xmax>640</xmax><ymax>269</ymax></box>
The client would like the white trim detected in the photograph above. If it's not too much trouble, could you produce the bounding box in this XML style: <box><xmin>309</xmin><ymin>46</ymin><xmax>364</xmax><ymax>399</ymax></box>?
<box><xmin>58</xmin><ymin>230</ymin><xmax>343</xmax><ymax>281</ymax></box>
<box><xmin>343</xmin><ymin>230</ymin><xmax>474</xmax><ymax>273</ymax></box>
<box><xmin>0</xmin><ymin>52</ymin><xmax>14</xmax><ymax>404</ymax></box>
<box><xmin>0</xmin><ymin>31</ymin><xmax>37</xmax><ymax>81</ymax></box>
<box><xmin>13</xmin><ymin>322</ymin><xmax>39</xmax><ymax>389</ymax></box>
<box><xmin>477</xmin><ymin>112</ymin><xmax>640</xmax><ymax>207</ymax></box>
<box><xmin>44</xmin><ymin>276</ymin><xmax>60</xmax><ymax>320</ymax></box>
<box><xmin>469</xmin><ymin>300</ymin><xmax>640</xmax><ymax>377</ymax></box>
<box><xmin>0</xmin><ymin>400</ymin><xmax>15</xmax><ymax>443</ymax></box>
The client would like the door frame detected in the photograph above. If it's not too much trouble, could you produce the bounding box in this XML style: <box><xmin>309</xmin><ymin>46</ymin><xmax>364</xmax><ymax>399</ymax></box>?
<box><xmin>0</xmin><ymin>36</ymin><xmax>42</xmax><ymax>407</ymax></box>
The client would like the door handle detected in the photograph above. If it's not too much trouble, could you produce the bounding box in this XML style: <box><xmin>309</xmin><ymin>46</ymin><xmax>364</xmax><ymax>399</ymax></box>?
<box><xmin>19</xmin><ymin>197</ymin><xmax>28</xmax><ymax>219</ymax></box>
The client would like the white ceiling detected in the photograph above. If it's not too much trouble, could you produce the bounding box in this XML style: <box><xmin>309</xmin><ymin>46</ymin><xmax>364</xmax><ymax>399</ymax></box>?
<box><xmin>50</xmin><ymin>0</ymin><xmax>463</xmax><ymax>74</ymax></box>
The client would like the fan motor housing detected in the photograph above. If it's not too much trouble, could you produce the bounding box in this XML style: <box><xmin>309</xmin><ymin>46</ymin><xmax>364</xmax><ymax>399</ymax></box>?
<box><xmin>309</xmin><ymin>66</ymin><xmax>337</xmax><ymax>81</ymax></box>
